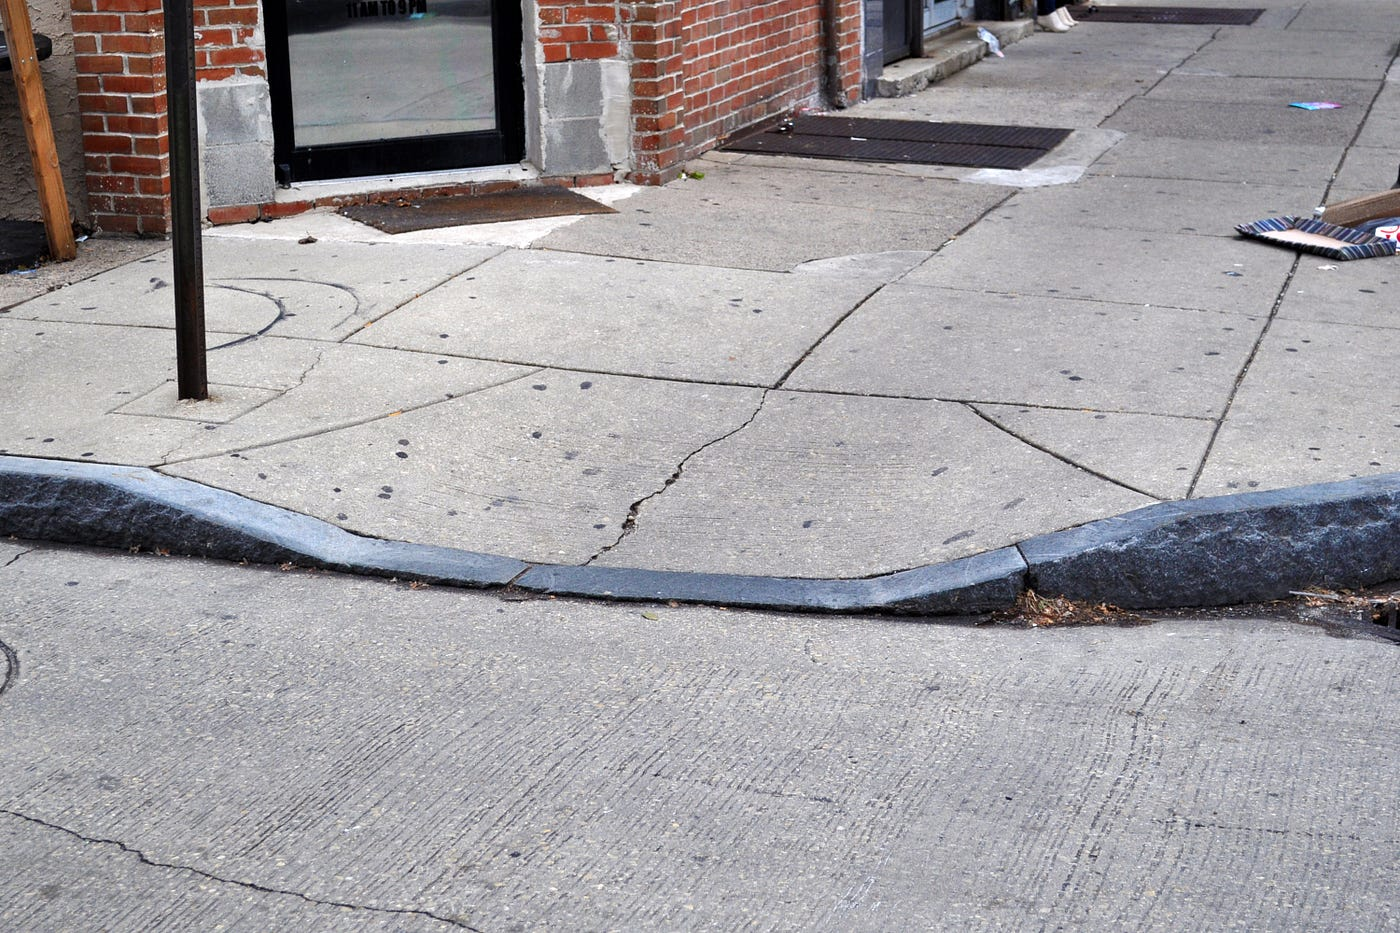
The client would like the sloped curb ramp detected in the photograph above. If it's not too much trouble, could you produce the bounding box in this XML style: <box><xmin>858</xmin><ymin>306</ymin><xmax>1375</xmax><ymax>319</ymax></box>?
<box><xmin>5</xmin><ymin>455</ymin><xmax>1400</xmax><ymax>614</ymax></box>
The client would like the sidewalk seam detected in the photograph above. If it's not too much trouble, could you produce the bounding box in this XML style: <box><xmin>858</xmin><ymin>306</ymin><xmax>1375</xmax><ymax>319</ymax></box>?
<box><xmin>969</xmin><ymin>403</ymin><xmax>1164</xmax><ymax>501</ymax></box>
<box><xmin>157</xmin><ymin>366</ymin><xmax>546</xmax><ymax>468</ymax></box>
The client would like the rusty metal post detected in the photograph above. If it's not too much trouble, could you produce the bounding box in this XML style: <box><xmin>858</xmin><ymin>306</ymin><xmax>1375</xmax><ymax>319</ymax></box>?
<box><xmin>163</xmin><ymin>0</ymin><xmax>207</xmax><ymax>399</ymax></box>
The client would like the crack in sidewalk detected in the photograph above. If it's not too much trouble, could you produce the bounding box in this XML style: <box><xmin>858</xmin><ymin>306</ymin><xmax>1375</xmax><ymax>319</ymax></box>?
<box><xmin>587</xmin><ymin>389</ymin><xmax>773</xmax><ymax>564</ymax></box>
<box><xmin>0</xmin><ymin>637</ymin><xmax>18</xmax><ymax>699</ymax></box>
<box><xmin>0</xmin><ymin>809</ymin><xmax>485</xmax><ymax>931</ymax></box>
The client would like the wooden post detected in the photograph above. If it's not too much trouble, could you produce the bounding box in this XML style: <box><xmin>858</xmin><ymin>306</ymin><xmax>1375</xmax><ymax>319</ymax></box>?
<box><xmin>0</xmin><ymin>0</ymin><xmax>76</xmax><ymax>261</ymax></box>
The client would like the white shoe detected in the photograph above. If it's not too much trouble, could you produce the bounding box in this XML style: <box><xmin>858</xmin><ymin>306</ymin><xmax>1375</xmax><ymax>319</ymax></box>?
<box><xmin>1037</xmin><ymin>13</ymin><xmax>1069</xmax><ymax>31</ymax></box>
<box><xmin>1055</xmin><ymin>7</ymin><xmax>1078</xmax><ymax>26</ymax></box>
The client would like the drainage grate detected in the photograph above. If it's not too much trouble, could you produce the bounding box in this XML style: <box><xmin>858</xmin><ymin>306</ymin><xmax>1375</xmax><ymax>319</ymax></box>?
<box><xmin>1066</xmin><ymin>5</ymin><xmax>1264</xmax><ymax>25</ymax></box>
<box><xmin>339</xmin><ymin>187</ymin><xmax>617</xmax><ymax>234</ymax></box>
<box><xmin>722</xmin><ymin>116</ymin><xmax>1072</xmax><ymax>170</ymax></box>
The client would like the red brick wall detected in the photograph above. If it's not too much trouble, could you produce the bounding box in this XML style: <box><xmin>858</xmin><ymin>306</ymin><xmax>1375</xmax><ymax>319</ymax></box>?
<box><xmin>680</xmin><ymin>0</ymin><xmax>820</xmax><ymax>152</ymax></box>
<box><xmin>71</xmin><ymin>0</ymin><xmax>169</xmax><ymax>234</ymax></box>
<box><xmin>538</xmin><ymin>1</ymin><xmax>623</xmax><ymax>63</ymax></box>
<box><xmin>70</xmin><ymin>0</ymin><xmax>266</xmax><ymax>234</ymax></box>
<box><xmin>193</xmin><ymin>0</ymin><xmax>265</xmax><ymax>81</ymax></box>
<box><xmin>628</xmin><ymin>1</ymin><xmax>687</xmax><ymax>184</ymax></box>
<box><xmin>630</xmin><ymin>0</ymin><xmax>864</xmax><ymax>184</ymax></box>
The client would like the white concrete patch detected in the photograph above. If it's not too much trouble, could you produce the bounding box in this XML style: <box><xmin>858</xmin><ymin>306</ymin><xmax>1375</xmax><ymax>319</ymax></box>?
<box><xmin>964</xmin><ymin>164</ymin><xmax>1088</xmax><ymax>188</ymax></box>
<box><xmin>205</xmin><ymin>184</ymin><xmax>642</xmax><ymax>248</ymax></box>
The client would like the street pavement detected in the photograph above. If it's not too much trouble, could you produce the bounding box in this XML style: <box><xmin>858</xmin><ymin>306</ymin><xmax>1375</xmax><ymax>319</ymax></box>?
<box><xmin>1</xmin><ymin>542</ymin><xmax>1396</xmax><ymax>931</ymax></box>
<box><xmin>3</xmin><ymin>0</ymin><xmax>1399</xmax><ymax>590</ymax></box>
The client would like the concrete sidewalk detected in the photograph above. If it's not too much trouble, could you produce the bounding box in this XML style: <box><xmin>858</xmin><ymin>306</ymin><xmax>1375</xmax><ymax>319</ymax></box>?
<box><xmin>3</xmin><ymin>0</ymin><xmax>1400</xmax><ymax>610</ymax></box>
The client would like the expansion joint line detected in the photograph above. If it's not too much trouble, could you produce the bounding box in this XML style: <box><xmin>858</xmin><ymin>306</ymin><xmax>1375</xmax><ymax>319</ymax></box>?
<box><xmin>1099</xmin><ymin>27</ymin><xmax>1222</xmax><ymax>125</ymax></box>
<box><xmin>587</xmin><ymin>388</ymin><xmax>773</xmax><ymax>563</ymax></box>
<box><xmin>969</xmin><ymin>404</ymin><xmax>1162</xmax><ymax>501</ymax></box>
<box><xmin>1186</xmin><ymin>253</ymin><xmax>1299</xmax><ymax>499</ymax></box>
<box><xmin>0</xmin><ymin>809</ymin><xmax>485</xmax><ymax>932</ymax></box>
<box><xmin>158</xmin><ymin>366</ymin><xmax>546</xmax><ymax>468</ymax></box>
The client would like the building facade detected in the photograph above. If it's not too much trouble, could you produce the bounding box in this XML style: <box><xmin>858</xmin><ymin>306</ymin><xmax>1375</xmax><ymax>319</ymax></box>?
<box><xmin>3</xmin><ymin>0</ymin><xmax>989</xmax><ymax>235</ymax></box>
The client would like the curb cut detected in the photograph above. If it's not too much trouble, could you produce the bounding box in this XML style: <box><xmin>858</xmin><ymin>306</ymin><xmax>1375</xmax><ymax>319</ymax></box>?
<box><xmin>0</xmin><ymin>457</ymin><xmax>525</xmax><ymax>587</ymax></box>
<box><xmin>4</xmin><ymin>456</ymin><xmax>1400</xmax><ymax>614</ymax></box>
<box><xmin>1019</xmin><ymin>475</ymin><xmax>1400</xmax><ymax>608</ymax></box>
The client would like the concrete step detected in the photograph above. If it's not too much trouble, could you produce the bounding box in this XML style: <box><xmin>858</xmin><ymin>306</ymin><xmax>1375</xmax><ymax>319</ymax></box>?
<box><xmin>876</xmin><ymin>19</ymin><xmax>1035</xmax><ymax>97</ymax></box>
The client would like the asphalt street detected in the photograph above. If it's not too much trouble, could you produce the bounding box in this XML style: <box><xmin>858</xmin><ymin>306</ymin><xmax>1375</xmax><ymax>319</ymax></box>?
<box><xmin>1</xmin><ymin>541</ymin><xmax>1397</xmax><ymax>931</ymax></box>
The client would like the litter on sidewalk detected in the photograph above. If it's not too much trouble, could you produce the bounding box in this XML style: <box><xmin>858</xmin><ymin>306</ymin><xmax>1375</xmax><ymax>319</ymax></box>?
<box><xmin>1235</xmin><ymin>183</ymin><xmax>1400</xmax><ymax>261</ymax></box>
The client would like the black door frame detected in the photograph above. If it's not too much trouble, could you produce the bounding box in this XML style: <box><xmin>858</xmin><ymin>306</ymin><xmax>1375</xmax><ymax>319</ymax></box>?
<box><xmin>882</xmin><ymin>0</ymin><xmax>919</xmax><ymax>64</ymax></box>
<box><xmin>264</xmin><ymin>0</ymin><xmax>525</xmax><ymax>184</ymax></box>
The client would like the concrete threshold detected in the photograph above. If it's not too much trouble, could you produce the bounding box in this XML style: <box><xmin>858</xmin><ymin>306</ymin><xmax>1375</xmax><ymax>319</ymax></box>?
<box><xmin>877</xmin><ymin>19</ymin><xmax>1036</xmax><ymax>98</ymax></box>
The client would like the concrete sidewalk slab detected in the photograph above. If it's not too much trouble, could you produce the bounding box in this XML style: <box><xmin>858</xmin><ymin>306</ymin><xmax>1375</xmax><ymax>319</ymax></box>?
<box><xmin>350</xmin><ymin>248</ymin><xmax>880</xmax><ymax>385</ymax></box>
<box><xmin>536</xmin><ymin>162</ymin><xmax>1011</xmax><ymax>271</ymax></box>
<box><xmin>1281</xmin><ymin>258</ymin><xmax>1400</xmax><ymax>331</ymax></box>
<box><xmin>1086</xmin><ymin>137</ymin><xmax>1345</xmax><ymax>188</ymax></box>
<box><xmin>904</xmin><ymin>222</ymin><xmax>1295</xmax><ymax>314</ymax></box>
<box><xmin>783</xmin><ymin>285</ymin><xmax>1261</xmax><ymax>416</ymax></box>
<box><xmin>0</xmin><ymin>240</ymin><xmax>166</xmax><ymax>311</ymax></box>
<box><xmin>1286</xmin><ymin>0</ymin><xmax>1387</xmax><ymax>33</ymax></box>
<box><xmin>1328</xmin><ymin>144</ymin><xmax>1400</xmax><ymax>200</ymax></box>
<box><xmin>589</xmin><ymin>391</ymin><xmax>1151</xmax><ymax>577</ymax></box>
<box><xmin>0</xmin><ymin>319</ymin><xmax>534</xmax><ymax>466</ymax></box>
<box><xmin>1193</xmin><ymin>317</ymin><xmax>1400</xmax><ymax>496</ymax></box>
<box><xmin>1103</xmin><ymin>99</ymin><xmax>1367</xmax><ymax>144</ymax></box>
<box><xmin>165</xmin><ymin>373</ymin><xmax>766</xmax><ymax>565</ymax></box>
<box><xmin>863</xmin><ymin>88</ymin><xmax>1132</xmax><ymax>129</ymax></box>
<box><xmin>4</xmin><ymin>238</ymin><xmax>504</xmax><ymax>342</ymax></box>
<box><xmin>3</xmin><ymin>0</ymin><xmax>1400</xmax><ymax>612</ymax></box>
<box><xmin>1144</xmin><ymin>74</ymin><xmax>1379</xmax><ymax>106</ymax></box>
<box><xmin>992</xmin><ymin>175</ymin><xmax>1320</xmax><ymax>236</ymax></box>
<box><xmin>971</xmin><ymin>404</ymin><xmax>1216</xmax><ymax>500</ymax></box>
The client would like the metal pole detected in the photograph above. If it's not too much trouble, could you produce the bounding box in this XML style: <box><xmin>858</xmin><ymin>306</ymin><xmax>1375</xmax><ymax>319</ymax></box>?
<box><xmin>163</xmin><ymin>0</ymin><xmax>207</xmax><ymax>400</ymax></box>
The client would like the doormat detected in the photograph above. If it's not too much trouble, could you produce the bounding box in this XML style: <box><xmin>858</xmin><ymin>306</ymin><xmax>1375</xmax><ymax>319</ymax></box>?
<box><xmin>340</xmin><ymin>187</ymin><xmax>617</xmax><ymax>234</ymax></box>
<box><xmin>1065</xmin><ymin>5</ymin><xmax>1264</xmax><ymax>25</ymax></box>
<box><xmin>721</xmin><ymin>116</ymin><xmax>1073</xmax><ymax>170</ymax></box>
<box><xmin>0</xmin><ymin>220</ymin><xmax>46</xmax><ymax>273</ymax></box>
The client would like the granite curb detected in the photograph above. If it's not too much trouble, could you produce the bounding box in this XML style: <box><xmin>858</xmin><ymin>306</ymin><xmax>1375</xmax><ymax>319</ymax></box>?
<box><xmin>4</xmin><ymin>455</ymin><xmax>1399</xmax><ymax>613</ymax></box>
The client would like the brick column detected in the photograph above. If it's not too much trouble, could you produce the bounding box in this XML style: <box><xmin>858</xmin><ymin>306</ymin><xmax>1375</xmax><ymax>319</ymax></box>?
<box><xmin>71</xmin><ymin>0</ymin><xmax>169</xmax><ymax>235</ymax></box>
<box><xmin>193</xmin><ymin>0</ymin><xmax>264</xmax><ymax>80</ymax></box>
<box><xmin>833</xmin><ymin>0</ymin><xmax>864</xmax><ymax>105</ymax></box>
<box><xmin>627</xmin><ymin>0</ymin><xmax>686</xmax><ymax>185</ymax></box>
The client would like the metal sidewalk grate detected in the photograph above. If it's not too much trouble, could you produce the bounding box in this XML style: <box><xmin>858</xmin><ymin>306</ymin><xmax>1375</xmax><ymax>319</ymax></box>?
<box><xmin>722</xmin><ymin>116</ymin><xmax>1073</xmax><ymax>171</ymax></box>
<box><xmin>1066</xmin><ymin>5</ymin><xmax>1264</xmax><ymax>25</ymax></box>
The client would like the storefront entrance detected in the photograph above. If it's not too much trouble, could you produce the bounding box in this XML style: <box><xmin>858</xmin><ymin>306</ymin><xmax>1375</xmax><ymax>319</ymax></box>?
<box><xmin>883</xmin><ymin>0</ymin><xmax>961</xmax><ymax>64</ymax></box>
<box><xmin>264</xmin><ymin>0</ymin><xmax>524</xmax><ymax>183</ymax></box>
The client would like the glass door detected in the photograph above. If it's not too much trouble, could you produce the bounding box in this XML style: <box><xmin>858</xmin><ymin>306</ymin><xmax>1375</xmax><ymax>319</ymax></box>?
<box><xmin>265</xmin><ymin>0</ymin><xmax>523</xmax><ymax>183</ymax></box>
